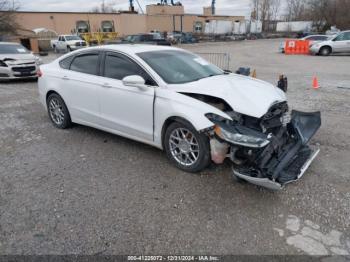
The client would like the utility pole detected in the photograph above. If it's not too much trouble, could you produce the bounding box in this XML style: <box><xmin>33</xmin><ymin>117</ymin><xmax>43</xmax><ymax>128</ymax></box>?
<box><xmin>101</xmin><ymin>0</ymin><xmax>105</xmax><ymax>12</ymax></box>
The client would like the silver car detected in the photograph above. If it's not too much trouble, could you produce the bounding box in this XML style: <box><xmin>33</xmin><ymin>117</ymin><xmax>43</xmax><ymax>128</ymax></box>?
<box><xmin>0</xmin><ymin>42</ymin><xmax>41</xmax><ymax>80</ymax></box>
<box><xmin>310</xmin><ymin>30</ymin><xmax>350</xmax><ymax>56</ymax></box>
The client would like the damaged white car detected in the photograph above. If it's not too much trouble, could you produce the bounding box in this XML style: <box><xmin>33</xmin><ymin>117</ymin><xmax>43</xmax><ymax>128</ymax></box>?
<box><xmin>38</xmin><ymin>45</ymin><xmax>321</xmax><ymax>190</ymax></box>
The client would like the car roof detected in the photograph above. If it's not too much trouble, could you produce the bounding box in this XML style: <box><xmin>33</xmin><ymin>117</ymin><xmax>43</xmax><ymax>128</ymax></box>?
<box><xmin>84</xmin><ymin>44</ymin><xmax>179</xmax><ymax>54</ymax></box>
<box><xmin>304</xmin><ymin>35</ymin><xmax>327</xmax><ymax>38</ymax></box>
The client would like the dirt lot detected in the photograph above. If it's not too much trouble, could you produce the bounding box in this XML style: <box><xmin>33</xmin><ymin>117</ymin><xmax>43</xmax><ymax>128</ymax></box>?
<box><xmin>0</xmin><ymin>39</ymin><xmax>350</xmax><ymax>255</ymax></box>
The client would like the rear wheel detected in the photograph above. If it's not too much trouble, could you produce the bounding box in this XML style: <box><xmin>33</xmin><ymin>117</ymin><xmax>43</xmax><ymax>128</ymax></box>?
<box><xmin>164</xmin><ymin>121</ymin><xmax>211</xmax><ymax>173</ymax></box>
<box><xmin>319</xmin><ymin>46</ymin><xmax>331</xmax><ymax>56</ymax></box>
<box><xmin>47</xmin><ymin>93</ymin><xmax>72</xmax><ymax>129</ymax></box>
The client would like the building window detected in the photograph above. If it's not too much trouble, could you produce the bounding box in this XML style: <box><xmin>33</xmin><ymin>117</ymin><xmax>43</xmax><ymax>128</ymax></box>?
<box><xmin>194</xmin><ymin>22</ymin><xmax>203</xmax><ymax>33</ymax></box>
<box><xmin>76</xmin><ymin>21</ymin><xmax>90</xmax><ymax>33</ymax></box>
<box><xmin>101</xmin><ymin>21</ymin><xmax>115</xmax><ymax>33</ymax></box>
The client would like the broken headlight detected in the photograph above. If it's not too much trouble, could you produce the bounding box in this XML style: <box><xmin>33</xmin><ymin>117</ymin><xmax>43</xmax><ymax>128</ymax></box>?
<box><xmin>205</xmin><ymin>113</ymin><xmax>232</xmax><ymax>123</ymax></box>
<box><xmin>214</xmin><ymin>125</ymin><xmax>270</xmax><ymax>148</ymax></box>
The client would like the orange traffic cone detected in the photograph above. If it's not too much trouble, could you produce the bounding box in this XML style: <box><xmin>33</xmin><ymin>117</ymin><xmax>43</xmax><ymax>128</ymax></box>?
<box><xmin>313</xmin><ymin>76</ymin><xmax>319</xmax><ymax>89</ymax></box>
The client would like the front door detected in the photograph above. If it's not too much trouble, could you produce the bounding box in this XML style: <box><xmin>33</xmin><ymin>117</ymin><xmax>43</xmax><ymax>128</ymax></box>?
<box><xmin>332</xmin><ymin>32</ymin><xmax>350</xmax><ymax>53</ymax></box>
<box><xmin>98</xmin><ymin>52</ymin><xmax>156</xmax><ymax>141</ymax></box>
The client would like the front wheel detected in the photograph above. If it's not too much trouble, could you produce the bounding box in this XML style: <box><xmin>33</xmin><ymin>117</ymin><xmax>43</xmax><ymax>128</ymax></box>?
<box><xmin>164</xmin><ymin>121</ymin><xmax>211</xmax><ymax>173</ymax></box>
<box><xmin>319</xmin><ymin>47</ymin><xmax>331</xmax><ymax>56</ymax></box>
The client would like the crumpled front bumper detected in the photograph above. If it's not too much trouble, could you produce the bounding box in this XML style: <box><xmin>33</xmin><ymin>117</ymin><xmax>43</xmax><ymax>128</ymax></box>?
<box><xmin>233</xmin><ymin>148</ymin><xmax>320</xmax><ymax>190</ymax></box>
<box><xmin>232</xmin><ymin>110</ymin><xmax>321</xmax><ymax>190</ymax></box>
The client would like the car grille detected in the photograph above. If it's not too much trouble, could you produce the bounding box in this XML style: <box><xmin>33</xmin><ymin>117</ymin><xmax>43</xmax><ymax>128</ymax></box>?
<box><xmin>263</xmin><ymin>102</ymin><xmax>288</xmax><ymax>120</ymax></box>
<box><xmin>75</xmin><ymin>42</ymin><xmax>86</xmax><ymax>47</ymax></box>
<box><xmin>12</xmin><ymin>66</ymin><xmax>36</xmax><ymax>73</ymax></box>
<box><xmin>261</xmin><ymin>102</ymin><xmax>289</xmax><ymax>130</ymax></box>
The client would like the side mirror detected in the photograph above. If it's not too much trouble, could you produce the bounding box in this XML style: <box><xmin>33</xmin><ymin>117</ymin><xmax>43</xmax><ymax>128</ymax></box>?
<box><xmin>122</xmin><ymin>75</ymin><xmax>147</xmax><ymax>90</ymax></box>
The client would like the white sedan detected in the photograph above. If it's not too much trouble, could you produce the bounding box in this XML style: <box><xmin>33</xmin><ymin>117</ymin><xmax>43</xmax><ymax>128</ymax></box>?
<box><xmin>0</xmin><ymin>42</ymin><xmax>41</xmax><ymax>80</ymax></box>
<box><xmin>38</xmin><ymin>45</ymin><xmax>321</xmax><ymax>190</ymax></box>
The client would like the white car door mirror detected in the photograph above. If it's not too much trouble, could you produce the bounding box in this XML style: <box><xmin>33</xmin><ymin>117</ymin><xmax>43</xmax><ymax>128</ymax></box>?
<box><xmin>122</xmin><ymin>75</ymin><xmax>148</xmax><ymax>90</ymax></box>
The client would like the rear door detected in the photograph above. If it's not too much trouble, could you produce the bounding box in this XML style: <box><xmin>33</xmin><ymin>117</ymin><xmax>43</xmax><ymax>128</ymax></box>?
<box><xmin>60</xmin><ymin>51</ymin><xmax>102</xmax><ymax>124</ymax></box>
<box><xmin>97</xmin><ymin>51</ymin><xmax>156</xmax><ymax>141</ymax></box>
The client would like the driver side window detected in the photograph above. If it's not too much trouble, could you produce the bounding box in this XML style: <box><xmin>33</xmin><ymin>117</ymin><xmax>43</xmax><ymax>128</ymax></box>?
<box><xmin>104</xmin><ymin>53</ymin><xmax>157</xmax><ymax>86</ymax></box>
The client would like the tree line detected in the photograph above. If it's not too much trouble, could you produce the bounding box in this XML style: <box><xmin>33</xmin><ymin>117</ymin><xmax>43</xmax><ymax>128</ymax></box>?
<box><xmin>252</xmin><ymin>0</ymin><xmax>350</xmax><ymax>31</ymax></box>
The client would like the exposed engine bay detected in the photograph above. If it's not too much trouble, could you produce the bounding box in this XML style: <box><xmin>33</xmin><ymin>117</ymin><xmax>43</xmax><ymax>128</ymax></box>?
<box><xmin>181</xmin><ymin>93</ymin><xmax>321</xmax><ymax>190</ymax></box>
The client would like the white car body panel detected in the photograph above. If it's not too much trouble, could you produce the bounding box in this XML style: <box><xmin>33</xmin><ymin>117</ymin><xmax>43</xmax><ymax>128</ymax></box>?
<box><xmin>38</xmin><ymin>44</ymin><xmax>286</xmax><ymax>149</ymax></box>
<box><xmin>168</xmin><ymin>74</ymin><xmax>286</xmax><ymax>118</ymax></box>
<box><xmin>97</xmin><ymin>76</ymin><xmax>155</xmax><ymax>141</ymax></box>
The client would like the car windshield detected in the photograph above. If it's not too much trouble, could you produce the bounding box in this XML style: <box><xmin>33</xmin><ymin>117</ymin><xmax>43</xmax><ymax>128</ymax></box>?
<box><xmin>65</xmin><ymin>36</ymin><xmax>81</xmax><ymax>41</ymax></box>
<box><xmin>0</xmin><ymin>44</ymin><xmax>30</xmax><ymax>54</ymax></box>
<box><xmin>126</xmin><ymin>35</ymin><xmax>140</xmax><ymax>42</ymax></box>
<box><xmin>137</xmin><ymin>50</ymin><xmax>224</xmax><ymax>84</ymax></box>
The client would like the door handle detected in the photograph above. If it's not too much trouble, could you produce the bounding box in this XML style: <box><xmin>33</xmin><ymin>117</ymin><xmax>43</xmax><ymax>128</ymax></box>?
<box><xmin>102</xmin><ymin>83</ymin><xmax>112</xmax><ymax>88</ymax></box>
<box><xmin>62</xmin><ymin>76</ymin><xmax>69</xmax><ymax>80</ymax></box>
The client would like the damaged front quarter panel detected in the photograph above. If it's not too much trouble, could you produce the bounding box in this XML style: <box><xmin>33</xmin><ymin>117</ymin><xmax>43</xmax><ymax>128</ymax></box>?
<box><xmin>205</xmin><ymin>109</ymin><xmax>321</xmax><ymax>190</ymax></box>
<box><xmin>174</xmin><ymin>91</ymin><xmax>321</xmax><ymax>191</ymax></box>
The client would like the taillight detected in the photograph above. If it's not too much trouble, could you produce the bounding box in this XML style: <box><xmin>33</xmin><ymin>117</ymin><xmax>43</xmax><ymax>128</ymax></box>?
<box><xmin>37</xmin><ymin>69</ymin><xmax>43</xmax><ymax>77</ymax></box>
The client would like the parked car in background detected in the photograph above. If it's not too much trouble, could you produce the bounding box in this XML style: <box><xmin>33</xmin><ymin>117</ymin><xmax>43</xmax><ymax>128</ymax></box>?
<box><xmin>167</xmin><ymin>32</ymin><xmax>198</xmax><ymax>44</ymax></box>
<box><xmin>279</xmin><ymin>35</ymin><xmax>329</xmax><ymax>53</ymax></box>
<box><xmin>38</xmin><ymin>45</ymin><xmax>321</xmax><ymax>190</ymax></box>
<box><xmin>167</xmin><ymin>31</ymin><xmax>183</xmax><ymax>44</ymax></box>
<box><xmin>51</xmin><ymin>35</ymin><xmax>87</xmax><ymax>53</ymax></box>
<box><xmin>179</xmin><ymin>32</ymin><xmax>199</xmax><ymax>44</ymax></box>
<box><xmin>310</xmin><ymin>30</ymin><xmax>350</xmax><ymax>56</ymax></box>
<box><xmin>121</xmin><ymin>34</ymin><xmax>171</xmax><ymax>46</ymax></box>
<box><xmin>0</xmin><ymin>42</ymin><xmax>41</xmax><ymax>80</ymax></box>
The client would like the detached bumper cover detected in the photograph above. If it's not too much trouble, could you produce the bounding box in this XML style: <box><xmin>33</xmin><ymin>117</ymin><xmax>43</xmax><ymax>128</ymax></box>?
<box><xmin>233</xmin><ymin>148</ymin><xmax>320</xmax><ymax>190</ymax></box>
<box><xmin>232</xmin><ymin>110</ymin><xmax>321</xmax><ymax>190</ymax></box>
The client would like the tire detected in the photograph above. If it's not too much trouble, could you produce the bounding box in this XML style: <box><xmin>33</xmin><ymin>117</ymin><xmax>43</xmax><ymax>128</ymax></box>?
<box><xmin>319</xmin><ymin>46</ymin><xmax>331</xmax><ymax>56</ymax></box>
<box><xmin>164</xmin><ymin>121</ymin><xmax>211</xmax><ymax>173</ymax></box>
<box><xmin>46</xmin><ymin>93</ymin><xmax>72</xmax><ymax>129</ymax></box>
<box><xmin>67</xmin><ymin>46</ymin><xmax>72</xmax><ymax>52</ymax></box>
<box><xmin>53</xmin><ymin>46</ymin><xmax>59</xmax><ymax>53</ymax></box>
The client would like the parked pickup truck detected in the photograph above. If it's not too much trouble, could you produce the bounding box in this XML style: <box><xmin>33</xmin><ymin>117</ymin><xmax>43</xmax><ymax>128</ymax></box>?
<box><xmin>51</xmin><ymin>35</ymin><xmax>87</xmax><ymax>53</ymax></box>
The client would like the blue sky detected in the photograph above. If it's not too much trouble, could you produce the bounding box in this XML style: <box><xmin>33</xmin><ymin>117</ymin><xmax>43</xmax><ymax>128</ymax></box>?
<box><xmin>18</xmin><ymin>0</ymin><xmax>253</xmax><ymax>17</ymax></box>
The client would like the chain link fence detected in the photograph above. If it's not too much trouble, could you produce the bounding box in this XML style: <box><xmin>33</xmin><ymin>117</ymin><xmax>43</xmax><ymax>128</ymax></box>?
<box><xmin>195</xmin><ymin>52</ymin><xmax>231</xmax><ymax>71</ymax></box>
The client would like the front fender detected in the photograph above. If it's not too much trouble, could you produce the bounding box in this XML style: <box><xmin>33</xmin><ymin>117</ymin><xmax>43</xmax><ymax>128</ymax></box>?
<box><xmin>154</xmin><ymin>89</ymin><xmax>232</xmax><ymax>147</ymax></box>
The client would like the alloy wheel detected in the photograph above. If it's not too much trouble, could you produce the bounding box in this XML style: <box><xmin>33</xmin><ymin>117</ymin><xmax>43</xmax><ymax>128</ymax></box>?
<box><xmin>49</xmin><ymin>97</ymin><xmax>65</xmax><ymax>126</ymax></box>
<box><xmin>169</xmin><ymin>127</ymin><xmax>200</xmax><ymax>166</ymax></box>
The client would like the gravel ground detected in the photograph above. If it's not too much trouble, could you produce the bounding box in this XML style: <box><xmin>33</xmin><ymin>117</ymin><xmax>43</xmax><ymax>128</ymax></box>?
<box><xmin>0</xmin><ymin>39</ymin><xmax>349</xmax><ymax>256</ymax></box>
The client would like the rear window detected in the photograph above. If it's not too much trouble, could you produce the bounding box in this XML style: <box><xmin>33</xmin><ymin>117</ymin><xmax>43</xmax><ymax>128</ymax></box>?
<box><xmin>59</xmin><ymin>55</ymin><xmax>74</xmax><ymax>69</ymax></box>
<box><xmin>70</xmin><ymin>54</ymin><xmax>99</xmax><ymax>75</ymax></box>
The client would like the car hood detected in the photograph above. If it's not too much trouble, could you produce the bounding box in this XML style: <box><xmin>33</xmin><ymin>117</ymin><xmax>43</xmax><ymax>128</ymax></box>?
<box><xmin>0</xmin><ymin>53</ymin><xmax>36</xmax><ymax>65</ymax></box>
<box><xmin>168</xmin><ymin>74</ymin><xmax>287</xmax><ymax>118</ymax></box>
